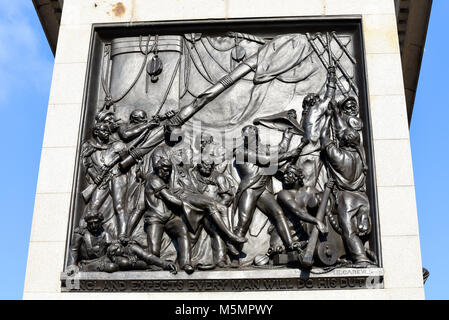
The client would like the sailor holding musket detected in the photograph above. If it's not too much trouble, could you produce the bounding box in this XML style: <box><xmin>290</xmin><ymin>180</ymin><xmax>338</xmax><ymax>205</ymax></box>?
<box><xmin>81</xmin><ymin>109</ymin><xmax>177</xmax><ymax>242</ymax></box>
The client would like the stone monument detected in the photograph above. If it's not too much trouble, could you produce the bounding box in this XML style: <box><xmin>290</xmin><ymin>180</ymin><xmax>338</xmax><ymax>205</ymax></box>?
<box><xmin>25</xmin><ymin>0</ymin><xmax>429</xmax><ymax>299</ymax></box>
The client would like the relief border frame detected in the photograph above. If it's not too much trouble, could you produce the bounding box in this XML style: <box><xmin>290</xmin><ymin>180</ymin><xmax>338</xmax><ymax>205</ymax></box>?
<box><xmin>61</xmin><ymin>16</ymin><xmax>382</xmax><ymax>290</ymax></box>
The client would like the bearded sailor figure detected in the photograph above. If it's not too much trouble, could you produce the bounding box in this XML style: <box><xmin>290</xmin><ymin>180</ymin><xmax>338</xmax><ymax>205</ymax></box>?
<box><xmin>191</xmin><ymin>157</ymin><xmax>236</xmax><ymax>266</ymax></box>
<box><xmin>168</xmin><ymin>146</ymin><xmax>247</xmax><ymax>248</ymax></box>
<box><xmin>320</xmin><ymin>114</ymin><xmax>373</xmax><ymax>267</ymax></box>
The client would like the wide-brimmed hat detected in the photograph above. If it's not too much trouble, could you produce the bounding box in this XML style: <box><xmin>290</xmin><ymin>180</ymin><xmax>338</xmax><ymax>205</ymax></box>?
<box><xmin>95</xmin><ymin>110</ymin><xmax>115</xmax><ymax>122</ymax></box>
<box><xmin>253</xmin><ymin>109</ymin><xmax>304</xmax><ymax>135</ymax></box>
<box><xmin>84</xmin><ymin>212</ymin><xmax>104</xmax><ymax>223</ymax></box>
<box><xmin>338</xmin><ymin>96</ymin><xmax>358</xmax><ymax>109</ymax></box>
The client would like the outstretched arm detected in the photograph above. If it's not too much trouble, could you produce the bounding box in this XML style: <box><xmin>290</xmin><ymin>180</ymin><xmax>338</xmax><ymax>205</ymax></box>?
<box><xmin>279</xmin><ymin>192</ymin><xmax>320</xmax><ymax>225</ymax></box>
<box><xmin>118</xmin><ymin>122</ymin><xmax>156</xmax><ymax>141</ymax></box>
<box><xmin>248</xmin><ymin>147</ymin><xmax>300</xmax><ymax>168</ymax></box>
<box><xmin>323</xmin><ymin>67</ymin><xmax>337</xmax><ymax>101</ymax></box>
<box><xmin>158</xmin><ymin>188</ymin><xmax>183</xmax><ymax>207</ymax></box>
<box><xmin>278</xmin><ymin>192</ymin><xmax>328</xmax><ymax>234</ymax></box>
<box><xmin>147</xmin><ymin>175</ymin><xmax>184</xmax><ymax>207</ymax></box>
<box><xmin>120</xmin><ymin>55</ymin><xmax>258</xmax><ymax>170</ymax></box>
<box><xmin>278</xmin><ymin>128</ymin><xmax>294</xmax><ymax>153</ymax></box>
<box><xmin>216</xmin><ymin>174</ymin><xmax>234</xmax><ymax>207</ymax></box>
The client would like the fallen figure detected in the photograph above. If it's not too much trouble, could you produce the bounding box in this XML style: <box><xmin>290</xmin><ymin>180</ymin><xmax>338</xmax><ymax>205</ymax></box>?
<box><xmin>106</xmin><ymin>241</ymin><xmax>178</xmax><ymax>274</ymax></box>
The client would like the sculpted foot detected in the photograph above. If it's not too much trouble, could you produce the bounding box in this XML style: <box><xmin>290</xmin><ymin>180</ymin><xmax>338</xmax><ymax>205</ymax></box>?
<box><xmin>229</xmin><ymin>234</ymin><xmax>247</xmax><ymax>244</ymax></box>
<box><xmin>353</xmin><ymin>260</ymin><xmax>375</xmax><ymax>268</ymax></box>
<box><xmin>287</xmin><ymin>241</ymin><xmax>304</xmax><ymax>252</ymax></box>
<box><xmin>182</xmin><ymin>264</ymin><xmax>195</xmax><ymax>274</ymax></box>
<box><xmin>227</xmin><ymin>242</ymin><xmax>240</xmax><ymax>256</ymax></box>
<box><xmin>216</xmin><ymin>261</ymin><xmax>228</xmax><ymax>268</ymax></box>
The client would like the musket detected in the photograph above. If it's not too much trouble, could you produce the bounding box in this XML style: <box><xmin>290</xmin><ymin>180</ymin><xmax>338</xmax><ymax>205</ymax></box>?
<box><xmin>300</xmin><ymin>179</ymin><xmax>334</xmax><ymax>268</ymax></box>
<box><xmin>81</xmin><ymin>127</ymin><xmax>155</xmax><ymax>203</ymax></box>
<box><xmin>119</xmin><ymin>53</ymin><xmax>259</xmax><ymax>171</ymax></box>
<box><xmin>130</xmin><ymin>111</ymin><xmax>175</xmax><ymax>147</ymax></box>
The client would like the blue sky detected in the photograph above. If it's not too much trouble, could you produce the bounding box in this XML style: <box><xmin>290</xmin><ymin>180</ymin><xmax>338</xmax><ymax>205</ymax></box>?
<box><xmin>0</xmin><ymin>1</ymin><xmax>446</xmax><ymax>299</ymax></box>
<box><xmin>409</xmin><ymin>0</ymin><xmax>449</xmax><ymax>301</ymax></box>
<box><xmin>0</xmin><ymin>1</ymin><xmax>53</xmax><ymax>299</ymax></box>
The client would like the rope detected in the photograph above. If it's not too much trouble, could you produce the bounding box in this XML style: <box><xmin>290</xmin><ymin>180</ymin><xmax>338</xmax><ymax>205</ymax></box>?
<box><xmin>305</xmin><ymin>33</ymin><xmax>348</xmax><ymax>98</ymax></box>
<box><xmin>200</xmin><ymin>38</ymin><xmax>231</xmax><ymax>73</ymax></box>
<box><xmin>99</xmin><ymin>35</ymin><xmax>155</xmax><ymax>111</ymax></box>
<box><xmin>316</xmin><ymin>33</ymin><xmax>358</xmax><ymax>95</ymax></box>
<box><xmin>100</xmin><ymin>45</ymin><xmax>112</xmax><ymax>98</ymax></box>
<box><xmin>153</xmin><ymin>55</ymin><xmax>181</xmax><ymax>116</ymax></box>
<box><xmin>226</xmin><ymin>32</ymin><xmax>266</xmax><ymax>44</ymax></box>
<box><xmin>179</xmin><ymin>41</ymin><xmax>191</xmax><ymax>99</ymax></box>
<box><xmin>113</xmin><ymin>35</ymin><xmax>154</xmax><ymax>103</ymax></box>
<box><xmin>183</xmin><ymin>39</ymin><xmax>215</xmax><ymax>85</ymax></box>
<box><xmin>187</xmin><ymin>88</ymin><xmax>199</xmax><ymax>98</ymax></box>
<box><xmin>192</xmin><ymin>39</ymin><xmax>216</xmax><ymax>82</ymax></box>
<box><xmin>331</xmin><ymin>32</ymin><xmax>356</xmax><ymax>64</ymax></box>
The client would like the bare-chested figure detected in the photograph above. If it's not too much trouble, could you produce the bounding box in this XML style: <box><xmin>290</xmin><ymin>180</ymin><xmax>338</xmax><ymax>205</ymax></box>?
<box><xmin>277</xmin><ymin>164</ymin><xmax>328</xmax><ymax>234</ymax></box>
<box><xmin>301</xmin><ymin>67</ymin><xmax>337</xmax><ymax>146</ymax></box>
<box><xmin>143</xmin><ymin>155</ymin><xmax>195</xmax><ymax>274</ymax></box>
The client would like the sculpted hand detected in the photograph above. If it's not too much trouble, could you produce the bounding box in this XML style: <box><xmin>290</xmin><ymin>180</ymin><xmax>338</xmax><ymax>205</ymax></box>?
<box><xmin>327</xmin><ymin>100</ymin><xmax>337</xmax><ymax>116</ymax></box>
<box><xmin>290</xmin><ymin>147</ymin><xmax>302</xmax><ymax>158</ymax></box>
<box><xmin>165</xmin><ymin>262</ymin><xmax>178</xmax><ymax>275</ymax></box>
<box><xmin>66</xmin><ymin>269</ymin><xmax>75</xmax><ymax>277</ymax></box>
<box><xmin>316</xmin><ymin>220</ymin><xmax>328</xmax><ymax>235</ymax></box>
<box><xmin>148</xmin><ymin>116</ymin><xmax>160</xmax><ymax>126</ymax></box>
<box><xmin>94</xmin><ymin>166</ymin><xmax>108</xmax><ymax>185</ymax></box>
<box><xmin>328</xmin><ymin>66</ymin><xmax>336</xmax><ymax>81</ymax></box>
<box><xmin>94</xmin><ymin>174</ymin><xmax>104</xmax><ymax>186</ymax></box>
<box><xmin>163</xmin><ymin>110</ymin><xmax>176</xmax><ymax>119</ymax></box>
<box><xmin>282</xmin><ymin>127</ymin><xmax>293</xmax><ymax>140</ymax></box>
